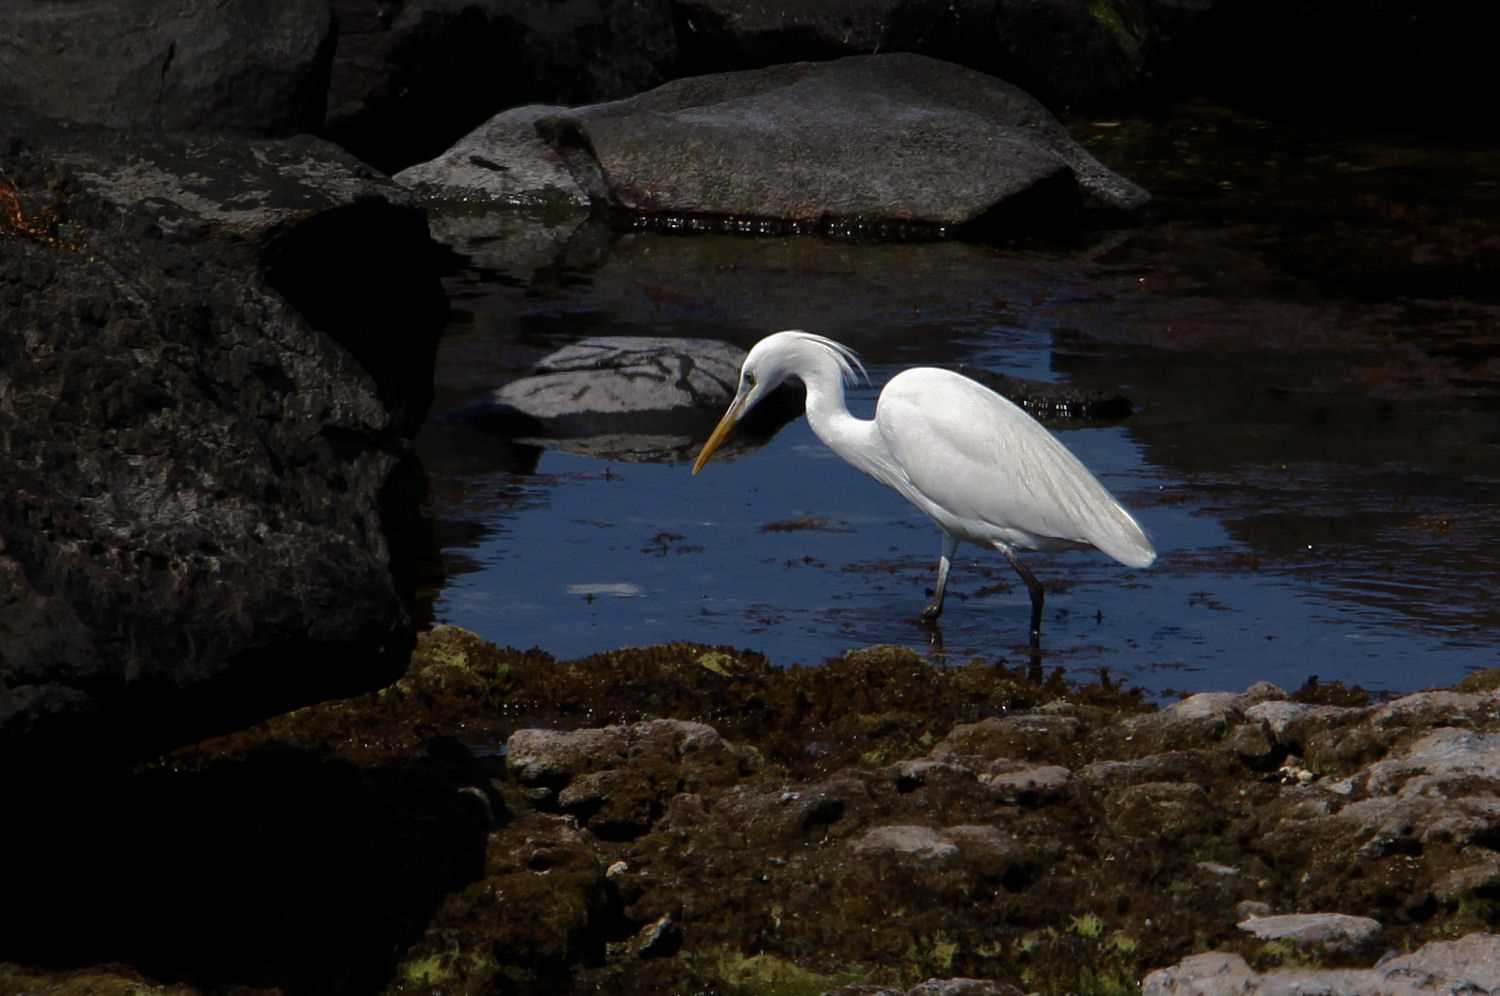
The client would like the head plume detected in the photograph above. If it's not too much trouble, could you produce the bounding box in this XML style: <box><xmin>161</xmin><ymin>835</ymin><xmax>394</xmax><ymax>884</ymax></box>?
<box><xmin>763</xmin><ymin>330</ymin><xmax>868</xmax><ymax>388</ymax></box>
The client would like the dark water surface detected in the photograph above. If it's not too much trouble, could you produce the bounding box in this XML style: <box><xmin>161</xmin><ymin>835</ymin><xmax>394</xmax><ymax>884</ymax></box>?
<box><xmin>416</xmin><ymin>103</ymin><xmax>1500</xmax><ymax>697</ymax></box>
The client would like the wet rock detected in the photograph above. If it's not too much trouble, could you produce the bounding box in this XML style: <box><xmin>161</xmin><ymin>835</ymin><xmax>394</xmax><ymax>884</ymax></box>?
<box><xmin>891</xmin><ymin>758</ymin><xmax>979</xmax><ymax>792</ymax></box>
<box><xmin>1197</xmin><ymin>861</ymin><xmax>1240</xmax><ymax>877</ymax></box>
<box><xmin>1433</xmin><ymin>853</ymin><xmax>1500</xmax><ymax>902</ymax></box>
<box><xmin>635</xmin><ymin>912</ymin><xmax>682</xmax><ymax>958</ymax></box>
<box><xmin>0</xmin><ymin>1</ymin><xmax>333</xmax><ymax>134</ymax></box>
<box><xmin>939</xmin><ymin>825</ymin><xmax>1030</xmax><ymax>881</ymax></box>
<box><xmin>507</xmin><ymin>719</ymin><xmax>756</xmax><ymax>835</ymax></box>
<box><xmin>393</xmin><ymin>105</ymin><xmax>591</xmax><ymax>208</ymax></box>
<box><xmin>923</xmin><ymin>716</ymin><xmax>1077</xmax><ymax>801</ymax></box>
<box><xmin>1120</xmin><ymin>684</ymin><xmax>1285</xmax><ymax>754</ymax></box>
<box><xmin>1263</xmin><ymin>725</ymin><xmax>1500</xmax><ymax>868</ymax></box>
<box><xmin>1225</xmin><ymin>721</ymin><xmax>1275</xmax><ymax>766</ymax></box>
<box><xmin>21</xmin><ymin>625</ymin><xmax>1500</xmax><ymax>995</ymax></box>
<box><xmin>851</xmin><ymin>825</ymin><xmax>961</xmax><ymax>866</ymax></box>
<box><xmin>471</xmin><ymin>336</ymin><xmax>767</xmax><ymax>462</ymax></box>
<box><xmin>931</xmin><ymin>713</ymin><xmax>1085</xmax><ymax>761</ymax></box>
<box><xmin>849</xmin><ymin>823</ymin><xmax>1024</xmax><ymax>879</ymax></box>
<box><xmin>1356</xmin><ymin>728</ymin><xmax>1500</xmax><ymax>796</ymax></box>
<box><xmin>906</xmin><ymin>980</ymin><xmax>1025</xmax><ymax>996</ymax></box>
<box><xmin>403</xmin><ymin>53</ymin><xmax>1149</xmax><ymax>234</ymax></box>
<box><xmin>977</xmin><ymin>760</ymin><xmax>1072</xmax><ymax>802</ymax></box>
<box><xmin>1244</xmin><ymin>700</ymin><xmax>1363</xmax><ymax>752</ymax></box>
<box><xmin>488</xmin><ymin>337</ymin><xmax>742</xmax><ymax>423</ymax></box>
<box><xmin>1080</xmin><ymin>750</ymin><xmax>1215</xmax><ymax>786</ymax></box>
<box><xmin>1369</xmin><ymin>689</ymin><xmax>1500</xmax><ymax>730</ymax></box>
<box><xmin>1106</xmin><ymin>782</ymin><xmax>1220</xmax><ymax>840</ymax></box>
<box><xmin>711</xmin><ymin>774</ymin><xmax>874</xmax><ymax>845</ymax></box>
<box><xmin>1237</xmin><ymin>912</ymin><xmax>1382</xmax><ymax>951</ymax></box>
<box><xmin>824</xmin><ymin>983</ymin><xmax>1022</xmax><ymax>996</ymax></box>
<box><xmin>475</xmin><ymin>812</ymin><xmax>610</xmax><ymax>970</ymax></box>
<box><xmin>323</xmin><ymin>0</ymin><xmax>679</xmax><ymax>173</ymax></box>
<box><xmin>1142</xmin><ymin>932</ymin><xmax>1500</xmax><ymax>996</ymax></box>
<box><xmin>1351</xmin><ymin>796</ymin><xmax>1500</xmax><ymax>856</ymax></box>
<box><xmin>0</xmin><ymin>114</ymin><xmax>445</xmax><ymax>774</ymax></box>
<box><xmin>1304</xmin><ymin>723</ymin><xmax>1397</xmax><ymax>773</ymax></box>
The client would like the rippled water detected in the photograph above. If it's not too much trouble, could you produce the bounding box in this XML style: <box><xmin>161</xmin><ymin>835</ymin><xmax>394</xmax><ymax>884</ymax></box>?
<box><xmin>415</xmin><ymin>103</ymin><xmax>1500</xmax><ymax>697</ymax></box>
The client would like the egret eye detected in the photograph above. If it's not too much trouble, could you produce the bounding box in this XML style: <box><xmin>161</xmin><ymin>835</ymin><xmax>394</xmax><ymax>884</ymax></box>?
<box><xmin>745</xmin><ymin>371</ymin><xmax>757</xmax><ymax>388</ymax></box>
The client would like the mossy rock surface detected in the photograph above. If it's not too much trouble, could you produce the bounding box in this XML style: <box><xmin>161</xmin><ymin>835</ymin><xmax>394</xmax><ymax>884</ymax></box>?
<box><xmin>6</xmin><ymin>628</ymin><xmax>1500</xmax><ymax>995</ymax></box>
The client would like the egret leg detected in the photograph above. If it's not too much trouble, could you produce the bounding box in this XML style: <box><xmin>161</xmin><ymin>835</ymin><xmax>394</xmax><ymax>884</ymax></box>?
<box><xmin>921</xmin><ymin>532</ymin><xmax>960</xmax><ymax>622</ymax></box>
<box><xmin>1000</xmin><ymin>547</ymin><xmax>1045</xmax><ymax>645</ymax></box>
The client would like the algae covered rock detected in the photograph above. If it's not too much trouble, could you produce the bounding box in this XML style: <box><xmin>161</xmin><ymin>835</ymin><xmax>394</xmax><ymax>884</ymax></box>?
<box><xmin>8</xmin><ymin>637</ymin><xmax>1500</xmax><ymax>995</ymax></box>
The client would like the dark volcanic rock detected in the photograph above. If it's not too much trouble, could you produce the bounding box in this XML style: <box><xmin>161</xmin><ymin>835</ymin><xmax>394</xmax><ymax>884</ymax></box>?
<box><xmin>399</xmin><ymin>54</ymin><xmax>1149</xmax><ymax>235</ymax></box>
<box><xmin>0</xmin><ymin>1</ymin><xmax>334</xmax><ymax>134</ymax></box>
<box><xmin>673</xmin><ymin>0</ymin><xmax>1147</xmax><ymax>111</ymax></box>
<box><xmin>392</xmin><ymin>105</ymin><xmax>593</xmax><ymax>208</ymax></box>
<box><xmin>0</xmin><ymin>114</ymin><xmax>447</xmax><ymax>774</ymax></box>
<box><xmin>1149</xmin><ymin>0</ymin><xmax>1500</xmax><ymax>137</ymax></box>
<box><xmin>324</xmin><ymin>0</ymin><xmax>680</xmax><ymax>174</ymax></box>
<box><xmin>10</xmin><ymin>630</ymin><xmax>1500</xmax><ymax>994</ymax></box>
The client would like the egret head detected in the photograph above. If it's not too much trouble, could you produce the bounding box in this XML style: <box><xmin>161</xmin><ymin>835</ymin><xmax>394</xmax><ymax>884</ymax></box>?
<box><xmin>691</xmin><ymin>331</ymin><xmax>865</xmax><ymax>475</ymax></box>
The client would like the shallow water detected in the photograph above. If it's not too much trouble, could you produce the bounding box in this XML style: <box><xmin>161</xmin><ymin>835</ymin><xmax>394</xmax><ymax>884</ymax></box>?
<box><xmin>416</xmin><ymin>103</ymin><xmax>1500</xmax><ymax>697</ymax></box>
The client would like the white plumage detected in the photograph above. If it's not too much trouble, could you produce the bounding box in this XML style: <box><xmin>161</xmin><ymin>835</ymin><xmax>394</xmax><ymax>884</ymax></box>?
<box><xmin>692</xmin><ymin>331</ymin><xmax>1155</xmax><ymax>642</ymax></box>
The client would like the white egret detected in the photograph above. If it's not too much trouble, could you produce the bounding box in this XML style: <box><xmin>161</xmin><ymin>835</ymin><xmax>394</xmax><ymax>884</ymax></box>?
<box><xmin>691</xmin><ymin>331</ymin><xmax>1155</xmax><ymax>643</ymax></box>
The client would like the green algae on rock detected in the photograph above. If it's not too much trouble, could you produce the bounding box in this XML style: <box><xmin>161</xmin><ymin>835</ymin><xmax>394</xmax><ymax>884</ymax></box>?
<box><xmin>6</xmin><ymin>634</ymin><xmax>1500</xmax><ymax>995</ymax></box>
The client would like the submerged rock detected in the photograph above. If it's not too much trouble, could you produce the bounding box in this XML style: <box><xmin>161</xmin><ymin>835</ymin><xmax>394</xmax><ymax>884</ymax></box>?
<box><xmin>397</xmin><ymin>53</ymin><xmax>1149</xmax><ymax>234</ymax></box>
<box><xmin>489</xmin><ymin>337</ymin><xmax>744</xmax><ymax>423</ymax></box>
<box><xmin>471</xmin><ymin>336</ymin><xmax>797</xmax><ymax>462</ymax></box>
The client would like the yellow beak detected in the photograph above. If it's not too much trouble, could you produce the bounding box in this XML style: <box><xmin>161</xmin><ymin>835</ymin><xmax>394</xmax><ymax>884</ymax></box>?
<box><xmin>691</xmin><ymin>395</ymin><xmax>747</xmax><ymax>475</ymax></box>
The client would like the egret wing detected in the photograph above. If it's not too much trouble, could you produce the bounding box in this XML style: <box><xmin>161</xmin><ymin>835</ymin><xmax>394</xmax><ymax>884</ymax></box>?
<box><xmin>875</xmin><ymin>368</ymin><xmax>1154</xmax><ymax>566</ymax></box>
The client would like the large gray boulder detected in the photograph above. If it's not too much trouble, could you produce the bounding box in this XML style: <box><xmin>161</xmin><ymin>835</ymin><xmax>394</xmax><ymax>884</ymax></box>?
<box><xmin>397</xmin><ymin>53</ymin><xmax>1149</xmax><ymax>233</ymax></box>
<box><xmin>0</xmin><ymin>0</ymin><xmax>333</xmax><ymax>134</ymax></box>
<box><xmin>0</xmin><ymin>113</ymin><xmax>447</xmax><ymax>774</ymax></box>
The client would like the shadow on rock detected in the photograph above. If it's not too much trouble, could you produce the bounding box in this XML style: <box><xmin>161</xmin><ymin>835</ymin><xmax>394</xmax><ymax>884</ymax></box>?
<box><xmin>0</xmin><ymin>746</ymin><xmax>495</xmax><ymax>995</ymax></box>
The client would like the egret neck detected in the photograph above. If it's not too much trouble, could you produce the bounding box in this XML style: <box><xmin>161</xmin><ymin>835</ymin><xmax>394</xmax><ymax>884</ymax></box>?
<box><xmin>798</xmin><ymin>353</ymin><xmax>903</xmax><ymax>490</ymax></box>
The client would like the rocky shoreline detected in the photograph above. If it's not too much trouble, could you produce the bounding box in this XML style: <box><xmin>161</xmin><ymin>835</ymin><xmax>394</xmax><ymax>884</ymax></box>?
<box><xmin>7</xmin><ymin>627</ymin><xmax>1497</xmax><ymax>994</ymax></box>
<box><xmin>4</xmin><ymin>2</ymin><xmax>1496</xmax><ymax>993</ymax></box>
